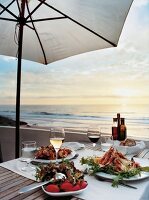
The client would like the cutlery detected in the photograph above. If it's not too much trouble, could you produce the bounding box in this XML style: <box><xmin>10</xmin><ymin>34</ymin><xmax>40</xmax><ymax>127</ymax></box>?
<box><xmin>95</xmin><ymin>176</ymin><xmax>137</xmax><ymax>189</ymax></box>
<box><xmin>132</xmin><ymin>150</ymin><xmax>144</xmax><ymax>158</ymax></box>
<box><xmin>69</xmin><ymin>153</ymin><xmax>79</xmax><ymax>160</ymax></box>
<box><xmin>131</xmin><ymin>149</ymin><xmax>146</xmax><ymax>162</ymax></box>
<box><xmin>118</xmin><ymin>181</ymin><xmax>137</xmax><ymax>189</ymax></box>
<box><xmin>19</xmin><ymin>173</ymin><xmax>66</xmax><ymax>194</ymax></box>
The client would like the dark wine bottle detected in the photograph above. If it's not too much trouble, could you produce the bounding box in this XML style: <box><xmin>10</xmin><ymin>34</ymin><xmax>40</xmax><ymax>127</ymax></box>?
<box><xmin>119</xmin><ymin>118</ymin><xmax>127</xmax><ymax>141</ymax></box>
<box><xmin>117</xmin><ymin>113</ymin><xmax>121</xmax><ymax>140</ymax></box>
<box><xmin>112</xmin><ymin>118</ymin><xmax>118</xmax><ymax>140</ymax></box>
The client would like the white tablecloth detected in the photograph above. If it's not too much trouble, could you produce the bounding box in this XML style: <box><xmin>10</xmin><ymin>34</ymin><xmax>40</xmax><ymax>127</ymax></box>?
<box><xmin>0</xmin><ymin>149</ymin><xmax>149</xmax><ymax>200</ymax></box>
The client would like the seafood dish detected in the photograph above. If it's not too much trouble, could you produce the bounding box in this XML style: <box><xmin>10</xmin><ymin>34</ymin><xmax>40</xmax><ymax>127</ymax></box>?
<box><xmin>93</xmin><ymin>147</ymin><xmax>139</xmax><ymax>172</ymax></box>
<box><xmin>35</xmin><ymin>145</ymin><xmax>72</xmax><ymax>160</ymax></box>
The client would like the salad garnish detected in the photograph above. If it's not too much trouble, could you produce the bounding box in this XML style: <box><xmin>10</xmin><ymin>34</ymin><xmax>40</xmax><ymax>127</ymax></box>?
<box><xmin>35</xmin><ymin>160</ymin><xmax>88</xmax><ymax>193</ymax></box>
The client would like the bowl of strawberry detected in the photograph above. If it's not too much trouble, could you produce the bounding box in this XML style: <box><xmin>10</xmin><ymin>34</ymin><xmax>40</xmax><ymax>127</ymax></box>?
<box><xmin>35</xmin><ymin>160</ymin><xmax>88</xmax><ymax>196</ymax></box>
<box><xmin>42</xmin><ymin>179</ymin><xmax>88</xmax><ymax>196</ymax></box>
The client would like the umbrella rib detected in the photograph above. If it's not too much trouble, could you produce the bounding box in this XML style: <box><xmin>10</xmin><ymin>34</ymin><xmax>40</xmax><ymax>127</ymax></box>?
<box><xmin>0</xmin><ymin>2</ymin><xmax>18</xmax><ymax>20</ymax></box>
<box><xmin>26</xmin><ymin>16</ymin><xmax>66</xmax><ymax>23</ymax></box>
<box><xmin>39</xmin><ymin>0</ymin><xmax>117</xmax><ymax>47</ymax></box>
<box><xmin>26</xmin><ymin>1</ymin><xmax>47</xmax><ymax>64</ymax></box>
<box><xmin>25</xmin><ymin>0</ymin><xmax>45</xmax><ymax>21</ymax></box>
<box><xmin>16</xmin><ymin>0</ymin><xmax>21</xmax><ymax>14</ymax></box>
<box><xmin>0</xmin><ymin>0</ymin><xmax>15</xmax><ymax>15</ymax></box>
<box><xmin>0</xmin><ymin>17</ymin><xmax>17</xmax><ymax>22</ymax></box>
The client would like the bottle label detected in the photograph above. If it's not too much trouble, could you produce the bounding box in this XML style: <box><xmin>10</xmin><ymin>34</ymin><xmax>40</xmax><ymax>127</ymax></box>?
<box><xmin>119</xmin><ymin>125</ymin><xmax>127</xmax><ymax>141</ymax></box>
<box><xmin>112</xmin><ymin>127</ymin><xmax>118</xmax><ymax>140</ymax></box>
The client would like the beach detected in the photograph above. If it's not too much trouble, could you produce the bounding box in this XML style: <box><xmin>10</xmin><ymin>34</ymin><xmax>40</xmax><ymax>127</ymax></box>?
<box><xmin>0</xmin><ymin>104</ymin><xmax>149</xmax><ymax>139</ymax></box>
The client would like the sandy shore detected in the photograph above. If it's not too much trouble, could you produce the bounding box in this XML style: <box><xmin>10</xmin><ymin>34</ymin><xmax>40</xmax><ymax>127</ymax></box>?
<box><xmin>0</xmin><ymin>115</ymin><xmax>88</xmax><ymax>136</ymax></box>
<box><xmin>1</xmin><ymin>115</ymin><xmax>149</xmax><ymax>141</ymax></box>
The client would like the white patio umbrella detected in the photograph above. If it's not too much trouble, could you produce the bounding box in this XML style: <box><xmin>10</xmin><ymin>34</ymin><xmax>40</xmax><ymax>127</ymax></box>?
<box><xmin>0</xmin><ymin>0</ymin><xmax>134</xmax><ymax>158</ymax></box>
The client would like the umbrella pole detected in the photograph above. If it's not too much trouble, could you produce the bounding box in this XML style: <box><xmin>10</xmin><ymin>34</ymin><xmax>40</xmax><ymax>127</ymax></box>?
<box><xmin>15</xmin><ymin>0</ymin><xmax>26</xmax><ymax>158</ymax></box>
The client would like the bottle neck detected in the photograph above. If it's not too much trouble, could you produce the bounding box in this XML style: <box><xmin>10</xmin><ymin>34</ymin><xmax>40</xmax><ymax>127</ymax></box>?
<box><xmin>121</xmin><ymin>118</ymin><xmax>125</xmax><ymax>125</ymax></box>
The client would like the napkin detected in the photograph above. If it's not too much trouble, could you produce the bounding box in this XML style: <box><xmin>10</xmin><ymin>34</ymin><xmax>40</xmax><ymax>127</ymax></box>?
<box><xmin>0</xmin><ymin>159</ymin><xmax>36</xmax><ymax>180</ymax></box>
<box><xmin>62</xmin><ymin>142</ymin><xmax>85</xmax><ymax>151</ymax></box>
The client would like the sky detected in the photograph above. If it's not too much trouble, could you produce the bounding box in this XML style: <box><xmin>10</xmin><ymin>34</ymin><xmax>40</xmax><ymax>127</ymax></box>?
<box><xmin>0</xmin><ymin>0</ymin><xmax>149</xmax><ymax>105</ymax></box>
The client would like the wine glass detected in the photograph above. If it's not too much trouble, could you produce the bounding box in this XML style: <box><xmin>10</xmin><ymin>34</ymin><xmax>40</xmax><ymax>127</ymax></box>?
<box><xmin>100</xmin><ymin>127</ymin><xmax>113</xmax><ymax>151</ymax></box>
<box><xmin>49</xmin><ymin>127</ymin><xmax>65</xmax><ymax>162</ymax></box>
<box><xmin>21</xmin><ymin>141</ymin><xmax>37</xmax><ymax>172</ymax></box>
<box><xmin>87</xmin><ymin>127</ymin><xmax>101</xmax><ymax>155</ymax></box>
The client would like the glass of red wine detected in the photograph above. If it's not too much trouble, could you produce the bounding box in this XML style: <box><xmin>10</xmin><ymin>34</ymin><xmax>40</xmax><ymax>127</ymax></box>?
<box><xmin>87</xmin><ymin>127</ymin><xmax>101</xmax><ymax>155</ymax></box>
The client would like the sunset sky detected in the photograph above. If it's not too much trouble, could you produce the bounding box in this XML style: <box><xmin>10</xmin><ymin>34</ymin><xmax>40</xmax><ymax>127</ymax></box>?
<box><xmin>0</xmin><ymin>0</ymin><xmax>149</xmax><ymax>105</ymax></box>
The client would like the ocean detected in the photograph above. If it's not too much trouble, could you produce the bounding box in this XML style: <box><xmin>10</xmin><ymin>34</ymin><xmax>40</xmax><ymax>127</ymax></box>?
<box><xmin>0</xmin><ymin>104</ymin><xmax>149</xmax><ymax>139</ymax></box>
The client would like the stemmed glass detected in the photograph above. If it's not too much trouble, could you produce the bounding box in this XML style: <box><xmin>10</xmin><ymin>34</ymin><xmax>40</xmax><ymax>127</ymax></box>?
<box><xmin>21</xmin><ymin>141</ymin><xmax>37</xmax><ymax>172</ymax></box>
<box><xmin>49</xmin><ymin>127</ymin><xmax>65</xmax><ymax>162</ymax></box>
<box><xmin>87</xmin><ymin>127</ymin><xmax>101</xmax><ymax>155</ymax></box>
<box><xmin>100</xmin><ymin>127</ymin><xmax>114</xmax><ymax>151</ymax></box>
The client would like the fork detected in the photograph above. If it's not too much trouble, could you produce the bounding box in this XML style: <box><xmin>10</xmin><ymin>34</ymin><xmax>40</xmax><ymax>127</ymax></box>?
<box><xmin>131</xmin><ymin>149</ymin><xmax>146</xmax><ymax>162</ymax></box>
<box><xmin>133</xmin><ymin>149</ymin><xmax>145</xmax><ymax>158</ymax></box>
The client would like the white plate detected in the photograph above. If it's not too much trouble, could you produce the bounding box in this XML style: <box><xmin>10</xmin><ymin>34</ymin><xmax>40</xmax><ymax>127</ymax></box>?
<box><xmin>42</xmin><ymin>185</ymin><xmax>87</xmax><ymax>197</ymax></box>
<box><xmin>32</xmin><ymin>149</ymin><xmax>77</xmax><ymax>164</ymax></box>
<box><xmin>95</xmin><ymin>158</ymin><xmax>149</xmax><ymax>182</ymax></box>
<box><xmin>95</xmin><ymin>171</ymin><xmax>149</xmax><ymax>182</ymax></box>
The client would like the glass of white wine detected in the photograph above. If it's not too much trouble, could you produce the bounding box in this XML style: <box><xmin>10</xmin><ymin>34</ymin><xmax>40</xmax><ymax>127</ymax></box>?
<box><xmin>21</xmin><ymin>141</ymin><xmax>37</xmax><ymax>172</ymax></box>
<box><xmin>49</xmin><ymin>127</ymin><xmax>65</xmax><ymax>162</ymax></box>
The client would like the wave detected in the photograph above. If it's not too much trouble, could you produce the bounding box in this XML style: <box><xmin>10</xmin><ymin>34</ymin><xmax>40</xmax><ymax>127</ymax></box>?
<box><xmin>1</xmin><ymin>105</ymin><xmax>149</xmax><ymax>130</ymax></box>
<box><xmin>38</xmin><ymin>112</ymin><xmax>72</xmax><ymax>116</ymax></box>
<box><xmin>0</xmin><ymin>110</ymin><xmax>16</xmax><ymax>113</ymax></box>
<box><xmin>31</xmin><ymin>111</ymin><xmax>105</xmax><ymax>120</ymax></box>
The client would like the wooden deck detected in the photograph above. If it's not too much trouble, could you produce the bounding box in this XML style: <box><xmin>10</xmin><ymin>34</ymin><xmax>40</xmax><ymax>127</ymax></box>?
<box><xmin>0</xmin><ymin>167</ymin><xmax>84</xmax><ymax>200</ymax></box>
<box><xmin>0</xmin><ymin>143</ymin><xmax>94</xmax><ymax>200</ymax></box>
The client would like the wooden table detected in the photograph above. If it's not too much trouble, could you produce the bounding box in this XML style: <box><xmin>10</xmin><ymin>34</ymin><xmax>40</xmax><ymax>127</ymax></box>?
<box><xmin>0</xmin><ymin>143</ymin><xmax>96</xmax><ymax>200</ymax></box>
<box><xmin>0</xmin><ymin>166</ymin><xmax>85</xmax><ymax>200</ymax></box>
<box><xmin>0</xmin><ymin>144</ymin><xmax>149</xmax><ymax>200</ymax></box>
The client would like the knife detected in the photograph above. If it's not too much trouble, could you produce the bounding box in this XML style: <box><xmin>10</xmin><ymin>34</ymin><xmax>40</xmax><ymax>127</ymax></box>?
<box><xmin>95</xmin><ymin>176</ymin><xmax>137</xmax><ymax>189</ymax></box>
<box><xmin>119</xmin><ymin>181</ymin><xmax>137</xmax><ymax>189</ymax></box>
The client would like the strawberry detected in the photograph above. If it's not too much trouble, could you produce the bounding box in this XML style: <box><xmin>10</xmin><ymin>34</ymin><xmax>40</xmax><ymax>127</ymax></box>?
<box><xmin>46</xmin><ymin>184</ymin><xmax>60</xmax><ymax>193</ymax></box>
<box><xmin>80</xmin><ymin>181</ymin><xmax>88</xmax><ymax>189</ymax></box>
<box><xmin>72</xmin><ymin>184</ymin><xmax>81</xmax><ymax>191</ymax></box>
<box><xmin>60</xmin><ymin>181</ymin><xmax>73</xmax><ymax>192</ymax></box>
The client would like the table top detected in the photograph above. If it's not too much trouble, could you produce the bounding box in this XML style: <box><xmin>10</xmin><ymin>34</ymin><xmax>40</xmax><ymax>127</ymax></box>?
<box><xmin>0</xmin><ymin>143</ymin><xmax>94</xmax><ymax>200</ymax></box>
<box><xmin>0</xmin><ymin>166</ymin><xmax>84</xmax><ymax>200</ymax></box>
<box><xmin>0</xmin><ymin>143</ymin><xmax>149</xmax><ymax>200</ymax></box>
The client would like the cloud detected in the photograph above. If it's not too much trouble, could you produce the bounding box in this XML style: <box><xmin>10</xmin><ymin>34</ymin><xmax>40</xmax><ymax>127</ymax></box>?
<box><xmin>133</xmin><ymin>0</ymin><xmax>149</xmax><ymax>7</ymax></box>
<box><xmin>0</xmin><ymin>0</ymin><xmax>149</xmax><ymax>105</ymax></box>
<box><xmin>2</xmin><ymin>56</ymin><xmax>16</xmax><ymax>62</ymax></box>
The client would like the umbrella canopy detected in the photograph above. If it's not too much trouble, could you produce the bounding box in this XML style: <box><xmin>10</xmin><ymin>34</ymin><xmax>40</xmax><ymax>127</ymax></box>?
<box><xmin>0</xmin><ymin>0</ymin><xmax>134</xmax><ymax>157</ymax></box>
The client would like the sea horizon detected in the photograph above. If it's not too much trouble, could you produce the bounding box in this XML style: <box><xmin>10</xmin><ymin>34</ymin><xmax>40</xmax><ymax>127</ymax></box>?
<box><xmin>0</xmin><ymin>104</ymin><xmax>149</xmax><ymax>139</ymax></box>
